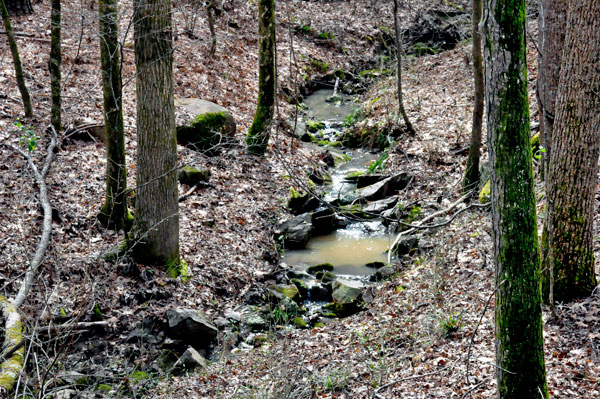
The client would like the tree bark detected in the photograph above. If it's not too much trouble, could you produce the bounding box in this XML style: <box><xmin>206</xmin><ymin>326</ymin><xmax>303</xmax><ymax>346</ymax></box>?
<box><xmin>483</xmin><ymin>0</ymin><xmax>548</xmax><ymax>397</ymax></box>
<box><xmin>537</xmin><ymin>0</ymin><xmax>566</xmax><ymax>181</ymax></box>
<box><xmin>131</xmin><ymin>0</ymin><xmax>181</xmax><ymax>271</ymax></box>
<box><xmin>541</xmin><ymin>0</ymin><xmax>600</xmax><ymax>303</ymax></box>
<box><xmin>207</xmin><ymin>0</ymin><xmax>216</xmax><ymax>56</ymax></box>
<box><xmin>49</xmin><ymin>0</ymin><xmax>61</xmax><ymax>131</ymax></box>
<box><xmin>98</xmin><ymin>0</ymin><xmax>129</xmax><ymax>231</ymax></box>
<box><xmin>0</xmin><ymin>0</ymin><xmax>32</xmax><ymax>117</ymax></box>
<box><xmin>462</xmin><ymin>0</ymin><xmax>484</xmax><ymax>195</ymax></box>
<box><xmin>5</xmin><ymin>0</ymin><xmax>32</xmax><ymax>15</ymax></box>
<box><xmin>246</xmin><ymin>0</ymin><xmax>275</xmax><ymax>155</ymax></box>
<box><xmin>393</xmin><ymin>0</ymin><xmax>415</xmax><ymax>136</ymax></box>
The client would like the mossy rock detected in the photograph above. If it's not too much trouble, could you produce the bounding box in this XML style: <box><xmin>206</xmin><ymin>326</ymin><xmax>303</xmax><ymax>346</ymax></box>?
<box><xmin>307</xmin><ymin>263</ymin><xmax>334</xmax><ymax>275</ymax></box>
<box><xmin>293</xmin><ymin>317</ymin><xmax>308</xmax><ymax>328</ymax></box>
<box><xmin>175</xmin><ymin>98</ymin><xmax>236</xmax><ymax>154</ymax></box>
<box><xmin>479</xmin><ymin>180</ymin><xmax>491</xmax><ymax>204</ymax></box>
<box><xmin>290</xmin><ymin>278</ymin><xmax>309</xmax><ymax>299</ymax></box>
<box><xmin>320</xmin><ymin>271</ymin><xmax>336</xmax><ymax>283</ymax></box>
<box><xmin>178</xmin><ymin>166</ymin><xmax>210</xmax><ymax>186</ymax></box>
<box><xmin>270</xmin><ymin>284</ymin><xmax>301</xmax><ymax>303</ymax></box>
<box><xmin>96</xmin><ymin>384</ymin><xmax>113</xmax><ymax>393</ymax></box>
<box><xmin>306</xmin><ymin>120</ymin><xmax>325</xmax><ymax>133</ymax></box>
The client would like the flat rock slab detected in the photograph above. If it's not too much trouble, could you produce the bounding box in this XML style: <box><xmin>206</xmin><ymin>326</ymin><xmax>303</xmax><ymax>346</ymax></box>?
<box><xmin>359</xmin><ymin>173</ymin><xmax>411</xmax><ymax>201</ymax></box>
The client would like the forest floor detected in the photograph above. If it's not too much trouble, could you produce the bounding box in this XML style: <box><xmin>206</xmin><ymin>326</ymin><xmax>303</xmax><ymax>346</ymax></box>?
<box><xmin>0</xmin><ymin>0</ymin><xmax>599</xmax><ymax>398</ymax></box>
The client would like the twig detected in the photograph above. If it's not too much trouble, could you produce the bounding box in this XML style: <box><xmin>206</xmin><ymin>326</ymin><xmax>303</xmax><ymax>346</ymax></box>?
<box><xmin>461</xmin><ymin>378</ymin><xmax>489</xmax><ymax>398</ymax></box>
<box><xmin>34</xmin><ymin>320</ymin><xmax>111</xmax><ymax>333</ymax></box>
<box><xmin>374</xmin><ymin>363</ymin><xmax>453</xmax><ymax>394</ymax></box>
<box><xmin>178</xmin><ymin>181</ymin><xmax>215</xmax><ymax>202</ymax></box>
<box><xmin>465</xmin><ymin>279</ymin><xmax>506</xmax><ymax>384</ymax></box>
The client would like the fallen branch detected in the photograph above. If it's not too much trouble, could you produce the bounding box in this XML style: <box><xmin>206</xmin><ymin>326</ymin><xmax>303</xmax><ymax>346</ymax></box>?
<box><xmin>178</xmin><ymin>181</ymin><xmax>215</xmax><ymax>202</ymax></box>
<box><xmin>34</xmin><ymin>320</ymin><xmax>112</xmax><ymax>334</ymax></box>
<box><xmin>0</xmin><ymin>127</ymin><xmax>57</xmax><ymax>395</ymax></box>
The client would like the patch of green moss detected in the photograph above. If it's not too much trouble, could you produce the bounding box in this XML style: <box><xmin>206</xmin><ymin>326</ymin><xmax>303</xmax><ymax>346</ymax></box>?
<box><xmin>166</xmin><ymin>257</ymin><xmax>189</xmax><ymax>281</ymax></box>
<box><xmin>177</xmin><ymin>111</ymin><xmax>228</xmax><ymax>153</ymax></box>
<box><xmin>310</xmin><ymin>58</ymin><xmax>329</xmax><ymax>73</ymax></box>
<box><xmin>479</xmin><ymin>180</ymin><xmax>491</xmax><ymax>204</ymax></box>
<box><xmin>313</xmin><ymin>322</ymin><xmax>326</xmax><ymax>328</ymax></box>
<box><xmin>306</xmin><ymin>120</ymin><xmax>325</xmax><ymax>133</ymax></box>
<box><xmin>129</xmin><ymin>371</ymin><xmax>150</xmax><ymax>384</ymax></box>
<box><xmin>359</xmin><ymin>69</ymin><xmax>391</xmax><ymax>78</ymax></box>
<box><xmin>294</xmin><ymin>317</ymin><xmax>308</xmax><ymax>328</ymax></box>
<box><xmin>96</xmin><ymin>384</ymin><xmax>112</xmax><ymax>392</ymax></box>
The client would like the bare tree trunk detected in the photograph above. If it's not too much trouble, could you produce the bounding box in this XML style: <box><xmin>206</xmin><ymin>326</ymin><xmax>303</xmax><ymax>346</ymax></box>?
<box><xmin>462</xmin><ymin>0</ymin><xmax>484</xmax><ymax>195</ymax></box>
<box><xmin>0</xmin><ymin>0</ymin><xmax>32</xmax><ymax>117</ymax></box>
<box><xmin>246</xmin><ymin>0</ymin><xmax>275</xmax><ymax>155</ymax></box>
<box><xmin>49</xmin><ymin>0</ymin><xmax>61</xmax><ymax>131</ymax></box>
<box><xmin>537</xmin><ymin>0</ymin><xmax>566</xmax><ymax>181</ymax></box>
<box><xmin>541</xmin><ymin>0</ymin><xmax>600</xmax><ymax>304</ymax></box>
<box><xmin>98</xmin><ymin>0</ymin><xmax>129</xmax><ymax>230</ymax></box>
<box><xmin>393</xmin><ymin>0</ymin><xmax>415</xmax><ymax>135</ymax></box>
<box><xmin>483</xmin><ymin>0</ymin><xmax>549</xmax><ymax>396</ymax></box>
<box><xmin>131</xmin><ymin>0</ymin><xmax>182</xmax><ymax>273</ymax></box>
<box><xmin>207</xmin><ymin>0</ymin><xmax>216</xmax><ymax>56</ymax></box>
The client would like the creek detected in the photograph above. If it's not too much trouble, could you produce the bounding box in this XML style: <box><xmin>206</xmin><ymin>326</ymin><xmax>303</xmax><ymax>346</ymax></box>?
<box><xmin>283</xmin><ymin>88</ymin><xmax>395</xmax><ymax>278</ymax></box>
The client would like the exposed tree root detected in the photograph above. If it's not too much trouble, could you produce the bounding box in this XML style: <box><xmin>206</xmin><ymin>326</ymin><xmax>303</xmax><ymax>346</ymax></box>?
<box><xmin>0</xmin><ymin>127</ymin><xmax>57</xmax><ymax>395</ymax></box>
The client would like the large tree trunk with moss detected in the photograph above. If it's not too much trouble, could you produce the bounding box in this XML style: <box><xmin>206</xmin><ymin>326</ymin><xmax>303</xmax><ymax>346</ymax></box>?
<box><xmin>246</xmin><ymin>0</ymin><xmax>275</xmax><ymax>155</ymax></box>
<box><xmin>97</xmin><ymin>0</ymin><xmax>129</xmax><ymax>230</ymax></box>
<box><xmin>541</xmin><ymin>0</ymin><xmax>599</xmax><ymax>304</ymax></box>
<box><xmin>131</xmin><ymin>0</ymin><xmax>181</xmax><ymax>270</ymax></box>
<box><xmin>462</xmin><ymin>0</ymin><xmax>483</xmax><ymax>195</ymax></box>
<box><xmin>483</xmin><ymin>0</ymin><xmax>548</xmax><ymax>397</ymax></box>
<box><xmin>49</xmin><ymin>0</ymin><xmax>61</xmax><ymax>131</ymax></box>
<box><xmin>0</xmin><ymin>0</ymin><xmax>32</xmax><ymax>117</ymax></box>
<box><xmin>393</xmin><ymin>0</ymin><xmax>415</xmax><ymax>136</ymax></box>
<box><xmin>5</xmin><ymin>0</ymin><xmax>32</xmax><ymax>15</ymax></box>
<box><xmin>537</xmin><ymin>0</ymin><xmax>566</xmax><ymax>181</ymax></box>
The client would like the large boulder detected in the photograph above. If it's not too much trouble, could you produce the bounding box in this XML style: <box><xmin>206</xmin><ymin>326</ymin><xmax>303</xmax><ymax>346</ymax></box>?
<box><xmin>175</xmin><ymin>98</ymin><xmax>236</xmax><ymax>154</ymax></box>
<box><xmin>288</xmin><ymin>189</ymin><xmax>320</xmax><ymax>214</ymax></box>
<box><xmin>393</xmin><ymin>236</ymin><xmax>419</xmax><ymax>256</ymax></box>
<box><xmin>355</xmin><ymin>174</ymin><xmax>389</xmax><ymax>188</ymax></box>
<box><xmin>178</xmin><ymin>166</ymin><xmax>210</xmax><ymax>186</ymax></box>
<box><xmin>166</xmin><ymin>309</ymin><xmax>218</xmax><ymax>347</ymax></box>
<box><xmin>359</xmin><ymin>173</ymin><xmax>412</xmax><ymax>201</ymax></box>
<box><xmin>364</xmin><ymin>196</ymin><xmax>398</xmax><ymax>215</ymax></box>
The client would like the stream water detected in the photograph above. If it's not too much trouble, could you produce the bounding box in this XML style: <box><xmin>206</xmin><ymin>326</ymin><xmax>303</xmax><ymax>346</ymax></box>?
<box><xmin>283</xmin><ymin>89</ymin><xmax>395</xmax><ymax>277</ymax></box>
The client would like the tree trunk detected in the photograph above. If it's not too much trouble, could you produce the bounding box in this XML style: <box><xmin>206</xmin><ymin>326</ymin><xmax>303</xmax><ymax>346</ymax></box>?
<box><xmin>97</xmin><ymin>0</ymin><xmax>129</xmax><ymax>231</ymax></box>
<box><xmin>537</xmin><ymin>0</ymin><xmax>566</xmax><ymax>181</ymax></box>
<box><xmin>483</xmin><ymin>0</ymin><xmax>549</xmax><ymax>397</ymax></box>
<box><xmin>393</xmin><ymin>0</ymin><xmax>415</xmax><ymax>136</ymax></box>
<box><xmin>0</xmin><ymin>0</ymin><xmax>32</xmax><ymax>117</ymax></box>
<box><xmin>462</xmin><ymin>0</ymin><xmax>484</xmax><ymax>195</ymax></box>
<box><xmin>207</xmin><ymin>0</ymin><xmax>216</xmax><ymax>56</ymax></box>
<box><xmin>246</xmin><ymin>0</ymin><xmax>275</xmax><ymax>155</ymax></box>
<box><xmin>49</xmin><ymin>0</ymin><xmax>61</xmax><ymax>131</ymax></box>
<box><xmin>541</xmin><ymin>0</ymin><xmax>599</xmax><ymax>303</ymax></box>
<box><xmin>5</xmin><ymin>0</ymin><xmax>32</xmax><ymax>15</ymax></box>
<box><xmin>131</xmin><ymin>0</ymin><xmax>182</xmax><ymax>272</ymax></box>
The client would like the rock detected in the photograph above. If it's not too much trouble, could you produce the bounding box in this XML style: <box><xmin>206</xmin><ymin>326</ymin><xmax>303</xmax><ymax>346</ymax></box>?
<box><xmin>288</xmin><ymin>189</ymin><xmax>320</xmax><ymax>214</ymax></box>
<box><xmin>166</xmin><ymin>309</ymin><xmax>218</xmax><ymax>347</ymax></box>
<box><xmin>276</xmin><ymin>213</ymin><xmax>312</xmax><ymax>249</ymax></box>
<box><xmin>290</xmin><ymin>278</ymin><xmax>309</xmax><ymax>299</ymax></box>
<box><xmin>308</xmin><ymin>283</ymin><xmax>332</xmax><ymax>302</ymax></box>
<box><xmin>307</xmin><ymin>263</ymin><xmax>334</xmax><ymax>275</ymax></box>
<box><xmin>243</xmin><ymin>310</ymin><xmax>269</xmax><ymax>332</ymax></box>
<box><xmin>170</xmin><ymin>347</ymin><xmax>208</xmax><ymax>376</ymax></box>
<box><xmin>319</xmin><ymin>271</ymin><xmax>336</xmax><ymax>283</ymax></box>
<box><xmin>311</xmin><ymin>208</ymin><xmax>336</xmax><ymax>236</ymax></box>
<box><xmin>53</xmin><ymin>389</ymin><xmax>78</xmax><ymax>399</ymax></box>
<box><xmin>175</xmin><ymin>98</ymin><xmax>236</xmax><ymax>154</ymax></box>
<box><xmin>306</xmin><ymin>120</ymin><xmax>325</xmax><ymax>133</ymax></box>
<box><xmin>286</xmin><ymin>269</ymin><xmax>310</xmax><ymax>280</ymax></box>
<box><xmin>268</xmin><ymin>284</ymin><xmax>301</xmax><ymax>303</ymax></box>
<box><xmin>178</xmin><ymin>166</ymin><xmax>210</xmax><ymax>186</ymax></box>
<box><xmin>405</xmin><ymin>8</ymin><xmax>470</xmax><ymax>55</ymax></box>
<box><xmin>365</xmin><ymin>261</ymin><xmax>386</xmax><ymax>269</ymax></box>
<box><xmin>322</xmin><ymin>150</ymin><xmax>335</xmax><ymax>167</ymax></box>
<box><xmin>308</xmin><ymin>168</ymin><xmax>331</xmax><ymax>185</ymax></box>
<box><xmin>370</xmin><ymin>265</ymin><xmax>397</xmax><ymax>282</ymax></box>
<box><xmin>156</xmin><ymin>349</ymin><xmax>179</xmax><ymax>371</ymax></box>
<box><xmin>326</xmin><ymin>279</ymin><xmax>366</xmax><ymax>317</ymax></box>
<box><xmin>393</xmin><ymin>236</ymin><xmax>419</xmax><ymax>256</ymax></box>
<box><xmin>359</xmin><ymin>173</ymin><xmax>412</xmax><ymax>201</ymax></box>
<box><xmin>364</xmin><ymin>197</ymin><xmax>398</xmax><ymax>214</ymax></box>
<box><xmin>355</xmin><ymin>174</ymin><xmax>389</xmax><ymax>188</ymax></box>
